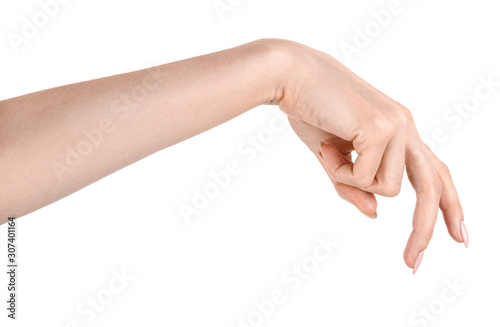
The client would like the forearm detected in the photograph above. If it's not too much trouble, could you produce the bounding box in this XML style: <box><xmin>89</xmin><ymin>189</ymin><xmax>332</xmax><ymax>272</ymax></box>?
<box><xmin>0</xmin><ymin>39</ymin><xmax>290</xmax><ymax>221</ymax></box>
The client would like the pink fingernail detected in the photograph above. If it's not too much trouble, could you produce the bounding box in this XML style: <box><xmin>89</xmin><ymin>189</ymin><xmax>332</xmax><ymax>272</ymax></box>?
<box><xmin>413</xmin><ymin>251</ymin><xmax>424</xmax><ymax>275</ymax></box>
<box><xmin>461</xmin><ymin>221</ymin><xmax>469</xmax><ymax>248</ymax></box>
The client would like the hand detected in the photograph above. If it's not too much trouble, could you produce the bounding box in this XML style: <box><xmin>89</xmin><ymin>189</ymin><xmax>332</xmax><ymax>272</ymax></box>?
<box><xmin>271</xmin><ymin>39</ymin><xmax>467</xmax><ymax>272</ymax></box>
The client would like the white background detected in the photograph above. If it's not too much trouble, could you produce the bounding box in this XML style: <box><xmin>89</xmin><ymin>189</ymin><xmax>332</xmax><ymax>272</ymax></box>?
<box><xmin>1</xmin><ymin>0</ymin><xmax>499</xmax><ymax>326</ymax></box>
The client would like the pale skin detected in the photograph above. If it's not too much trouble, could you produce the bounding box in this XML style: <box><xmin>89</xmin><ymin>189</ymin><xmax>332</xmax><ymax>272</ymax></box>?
<box><xmin>0</xmin><ymin>39</ymin><xmax>467</xmax><ymax>273</ymax></box>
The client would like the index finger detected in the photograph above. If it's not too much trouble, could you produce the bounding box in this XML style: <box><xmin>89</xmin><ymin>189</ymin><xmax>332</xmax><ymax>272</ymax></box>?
<box><xmin>331</xmin><ymin>132</ymin><xmax>388</xmax><ymax>189</ymax></box>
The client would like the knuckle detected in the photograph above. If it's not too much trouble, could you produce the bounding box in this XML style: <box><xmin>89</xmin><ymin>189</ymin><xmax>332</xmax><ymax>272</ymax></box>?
<box><xmin>394</xmin><ymin>106</ymin><xmax>408</xmax><ymax>126</ymax></box>
<box><xmin>426</xmin><ymin>179</ymin><xmax>442</xmax><ymax>196</ymax></box>
<box><xmin>384</xmin><ymin>183</ymin><xmax>402</xmax><ymax>197</ymax></box>
<box><xmin>402</xmin><ymin>106</ymin><xmax>414</xmax><ymax>123</ymax></box>
<box><xmin>373</xmin><ymin>115</ymin><xmax>394</xmax><ymax>138</ymax></box>
<box><xmin>355</xmin><ymin>175</ymin><xmax>373</xmax><ymax>189</ymax></box>
<box><xmin>420</xmin><ymin>230</ymin><xmax>434</xmax><ymax>244</ymax></box>
<box><xmin>412</xmin><ymin>228</ymin><xmax>433</xmax><ymax>243</ymax></box>
<box><xmin>440</xmin><ymin>161</ymin><xmax>451</xmax><ymax>175</ymax></box>
<box><xmin>379</xmin><ymin>168</ymin><xmax>404</xmax><ymax>197</ymax></box>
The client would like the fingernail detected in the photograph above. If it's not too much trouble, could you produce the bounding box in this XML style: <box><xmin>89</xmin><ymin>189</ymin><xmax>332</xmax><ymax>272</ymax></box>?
<box><xmin>460</xmin><ymin>221</ymin><xmax>469</xmax><ymax>248</ymax></box>
<box><xmin>413</xmin><ymin>251</ymin><xmax>424</xmax><ymax>275</ymax></box>
<box><xmin>357</xmin><ymin>207</ymin><xmax>377</xmax><ymax>219</ymax></box>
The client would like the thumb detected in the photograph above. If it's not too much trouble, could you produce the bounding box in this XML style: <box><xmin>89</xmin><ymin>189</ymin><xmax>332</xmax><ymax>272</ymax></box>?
<box><xmin>319</xmin><ymin>143</ymin><xmax>377</xmax><ymax>218</ymax></box>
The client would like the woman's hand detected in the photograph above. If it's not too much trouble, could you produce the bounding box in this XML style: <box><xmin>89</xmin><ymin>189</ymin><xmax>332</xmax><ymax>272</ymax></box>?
<box><xmin>270</xmin><ymin>39</ymin><xmax>467</xmax><ymax>272</ymax></box>
<box><xmin>0</xmin><ymin>37</ymin><xmax>467</xmax><ymax>273</ymax></box>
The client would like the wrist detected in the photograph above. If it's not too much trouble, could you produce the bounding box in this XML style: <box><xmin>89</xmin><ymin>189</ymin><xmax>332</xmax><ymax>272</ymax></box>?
<box><xmin>247</xmin><ymin>39</ymin><xmax>297</xmax><ymax>105</ymax></box>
